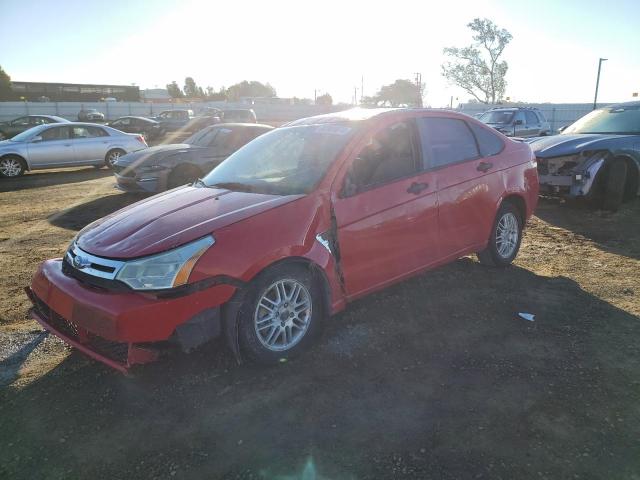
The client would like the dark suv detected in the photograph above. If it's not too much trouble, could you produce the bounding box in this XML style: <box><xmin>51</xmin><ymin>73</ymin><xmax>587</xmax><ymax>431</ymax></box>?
<box><xmin>479</xmin><ymin>107</ymin><xmax>551</xmax><ymax>137</ymax></box>
<box><xmin>221</xmin><ymin>109</ymin><xmax>257</xmax><ymax>123</ymax></box>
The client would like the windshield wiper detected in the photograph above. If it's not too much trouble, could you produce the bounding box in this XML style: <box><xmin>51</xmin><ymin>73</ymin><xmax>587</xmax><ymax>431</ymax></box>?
<box><xmin>207</xmin><ymin>181</ymin><xmax>255</xmax><ymax>192</ymax></box>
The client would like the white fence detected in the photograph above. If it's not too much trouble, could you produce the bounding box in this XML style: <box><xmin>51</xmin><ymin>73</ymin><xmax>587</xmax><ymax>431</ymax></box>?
<box><xmin>456</xmin><ymin>103</ymin><xmax>610</xmax><ymax>133</ymax></box>
<box><xmin>0</xmin><ymin>101</ymin><xmax>344</xmax><ymax>124</ymax></box>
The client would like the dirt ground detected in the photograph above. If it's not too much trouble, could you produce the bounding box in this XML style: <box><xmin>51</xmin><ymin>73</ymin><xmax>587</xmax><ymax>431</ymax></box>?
<box><xmin>0</xmin><ymin>167</ymin><xmax>638</xmax><ymax>480</ymax></box>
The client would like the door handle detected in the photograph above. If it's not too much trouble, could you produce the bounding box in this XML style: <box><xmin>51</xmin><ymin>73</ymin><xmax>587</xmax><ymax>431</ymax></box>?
<box><xmin>407</xmin><ymin>181</ymin><xmax>429</xmax><ymax>195</ymax></box>
<box><xmin>477</xmin><ymin>161</ymin><xmax>493</xmax><ymax>173</ymax></box>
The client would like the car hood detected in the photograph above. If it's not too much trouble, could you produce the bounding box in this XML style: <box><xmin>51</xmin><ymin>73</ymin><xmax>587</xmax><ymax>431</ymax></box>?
<box><xmin>527</xmin><ymin>133</ymin><xmax>634</xmax><ymax>158</ymax></box>
<box><xmin>77</xmin><ymin>186</ymin><xmax>303</xmax><ymax>258</ymax></box>
<box><xmin>116</xmin><ymin>144</ymin><xmax>201</xmax><ymax>166</ymax></box>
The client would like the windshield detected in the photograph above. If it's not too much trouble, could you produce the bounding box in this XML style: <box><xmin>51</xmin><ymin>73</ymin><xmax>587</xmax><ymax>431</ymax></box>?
<box><xmin>184</xmin><ymin>126</ymin><xmax>219</xmax><ymax>146</ymax></box>
<box><xmin>563</xmin><ymin>105</ymin><xmax>640</xmax><ymax>134</ymax></box>
<box><xmin>201</xmin><ymin>123</ymin><xmax>358</xmax><ymax>195</ymax></box>
<box><xmin>479</xmin><ymin>111</ymin><xmax>514</xmax><ymax>124</ymax></box>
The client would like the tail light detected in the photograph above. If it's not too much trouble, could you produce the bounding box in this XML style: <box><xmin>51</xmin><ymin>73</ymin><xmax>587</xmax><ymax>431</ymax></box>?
<box><xmin>136</xmin><ymin>135</ymin><xmax>147</xmax><ymax>146</ymax></box>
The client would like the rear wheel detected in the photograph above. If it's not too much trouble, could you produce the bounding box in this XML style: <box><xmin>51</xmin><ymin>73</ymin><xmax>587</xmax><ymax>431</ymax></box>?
<box><xmin>477</xmin><ymin>202</ymin><xmax>523</xmax><ymax>267</ymax></box>
<box><xmin>167</xmin><ymin>164</ymin><xmax>201</xmax><ymax>189</ymax></box>
<box><xmin>105</xmin><ymin>149</ymin><xmax>125</xmax><ymax>169</ymax></box>
<box><xmin>238</xmin><ymin>264</ymin><xmax>324</xmax><ymax>365</ymax></box>
<box><xmin>0</xmin><ymin>155</ymin><xmax>26</xmax><ymax>178</ymax></box>
<box><xmin>602</xmin><ymin>159</ymin><xmax>627</xmax><ymax>211</ymax></box>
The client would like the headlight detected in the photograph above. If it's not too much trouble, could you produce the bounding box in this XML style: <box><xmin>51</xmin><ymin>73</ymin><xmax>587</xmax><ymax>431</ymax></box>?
<box><xmin>116</xmin><ymin>236</ymin><xmax>214</xmax><ymax>290</ymax></box>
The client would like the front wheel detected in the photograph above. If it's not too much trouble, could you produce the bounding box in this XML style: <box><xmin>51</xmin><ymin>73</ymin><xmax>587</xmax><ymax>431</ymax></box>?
<box><xmin>238</xmin><ymin>264</ymin><xmax>324</xmax><ymax>364</ymax></box>
<box><xmin>0</xmin><ymin>156</ymin><xmax>26</xmax><ymax>178</ymax></box>
<box><xmin>477</xmin><ymin>202</ymin><xmax>523</xmax><ymax>267</ymax></box>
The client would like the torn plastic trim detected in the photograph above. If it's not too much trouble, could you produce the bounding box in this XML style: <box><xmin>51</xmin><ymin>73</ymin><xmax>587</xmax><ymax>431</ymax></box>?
<box><xmin>537</xmin><ymin>151</ymin><xmax>609</xmax><ymax>196</ymax></box>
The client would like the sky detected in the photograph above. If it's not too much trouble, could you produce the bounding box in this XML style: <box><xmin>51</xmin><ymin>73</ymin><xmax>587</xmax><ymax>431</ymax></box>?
<box><xmin>1</xmin><ymin>0</ymin><xmax>639</xmax><ymax>106</ymax></box>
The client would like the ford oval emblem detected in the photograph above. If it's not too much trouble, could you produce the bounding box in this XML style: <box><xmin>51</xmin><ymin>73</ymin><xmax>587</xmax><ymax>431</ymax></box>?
<box><xmin>73</xmin><ymin>255</ymin><xmax>90</xmax><ymax>269</ymax></box>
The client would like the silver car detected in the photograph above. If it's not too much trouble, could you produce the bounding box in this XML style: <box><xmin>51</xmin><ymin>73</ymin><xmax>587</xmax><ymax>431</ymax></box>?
<box><xmin>0</xmin><ymin>123</ymin><xmax>148</xmax><ymax>178</ymax></box>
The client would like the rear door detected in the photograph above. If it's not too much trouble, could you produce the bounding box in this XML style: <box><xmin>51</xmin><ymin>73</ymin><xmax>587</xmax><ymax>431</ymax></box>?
<box><xmin>332</xmin><ymin>118</ymin><xmax>440</xmax><ymax>298</ymax></box>
<box><xmin>417</xmin><ymin>116</ymin><xmax>503</xmax><ymax>259</ymax></box>
<box><xmin>70</xmin><ymin>125</ymin><xmax>110</xmax><ymax>164</ymax></box>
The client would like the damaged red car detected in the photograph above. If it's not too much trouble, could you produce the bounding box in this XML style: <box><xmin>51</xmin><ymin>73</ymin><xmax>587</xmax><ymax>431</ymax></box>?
<box><xmin>27</xmin><ymin>108</ymin><xmax>539</xmax><ymax>373</ymax></box>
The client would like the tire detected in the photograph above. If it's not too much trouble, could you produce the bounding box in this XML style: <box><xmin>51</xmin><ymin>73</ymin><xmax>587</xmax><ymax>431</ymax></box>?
<box><xmin>0</xmin><ymin>155</ymin><xmax>26</xmax><ymax>178</ymax></box>
<box><xmin>167</xmin><ymin>164</ymin><xmax>201</xmax><ymax>189</ymax></box>
<box><xmin>238</xmin><ymin>263</ymin><xmax>324</xmax><ymax>365</ymax></box>
<box><xmin>477</xmin><ymin>202</ymin><xmax>523</xmax><ymax>267</ymax></box>
<box><xmin>602</xmin><ymin>159</ymin><xmax>627</xmax><ymax>212</ymax></box>
<box><xmin>105</xmin><ymin>149</ymin><xmax>125</xmax><ymax>169</ymax></box>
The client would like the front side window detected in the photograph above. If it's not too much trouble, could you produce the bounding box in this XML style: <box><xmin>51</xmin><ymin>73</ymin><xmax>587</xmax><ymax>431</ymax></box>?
<box><xmin>202</xmin><ymin>123</ymin><xmax>358</xmax><ymax>195</ymax></box>
<box><xmin>418</xmin><ymin>117</ymin><xmax>479</xmax><ymax>169</ymax></box>
<box><xmin>41</xmin><ymin>126</ymin><xmax>70</xmax><ymax>141</ymax></box>
<box><xmin>344</xmin><ymin>121</ymin><xmax>418</xmax><ymax>195</ymax></box>
<box><xmin>525</xmin><ymin>111</ymin><xmax>538</xmax><ymax>125</ymax></box>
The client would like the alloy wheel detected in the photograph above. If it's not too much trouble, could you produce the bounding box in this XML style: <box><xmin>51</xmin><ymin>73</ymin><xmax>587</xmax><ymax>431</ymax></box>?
<box><xmin>0</xmin><ymin>157</ymin><xmax>23</xmax><ymax>177</ymax></box>
<box><xmin>495</xmin><ymin>212</ymin><xmax>519</xmax><ymax>258</ymax></box>
<box><xmin>107</xmin><ymin>150</ymin><xmax>122</xmax><ymax>167</ymax></box>
<box><xmin>254</xmin><ymin>279</ymin><xmax>312</xmax><ymax>352</ymax></box>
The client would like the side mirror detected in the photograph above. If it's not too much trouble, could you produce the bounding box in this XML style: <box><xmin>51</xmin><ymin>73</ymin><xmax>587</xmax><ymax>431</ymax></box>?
<box><xmin>558</xmin><ymin>125</ymin><xmax>568</xmax><ymax>133</ymax></box>
<box><xmin>31</xmin><ymin>136</ymin><xmax>43</xmax><ymax>143</ymax></box>
<box><xmin>514</xmin><ymin>119</ymin><xmax>523</xmax><ymax>125</ymax></box>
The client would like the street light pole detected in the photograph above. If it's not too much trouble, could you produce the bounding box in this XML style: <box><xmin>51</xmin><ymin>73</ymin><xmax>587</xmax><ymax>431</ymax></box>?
<box><xmin>593</xmin><ymin>58</ymin><xmax>608</xmax><ymax>110</ymax></box>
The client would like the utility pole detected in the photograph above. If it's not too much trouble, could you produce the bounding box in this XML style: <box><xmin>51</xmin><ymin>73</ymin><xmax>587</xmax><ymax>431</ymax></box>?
<box><xmin>593</xmin><ymin>58</ymin><xmax>607</xmax><ymax>110</ymax></box>
<box><xmin>414</xmin><ymin>72</ymin><xmax>422</xmax><ymax>107</ymax></box>
<box><xmin>314</xmin><ymin>89</ymin><xmax>317</xmax><ymax>104</ymax></box>
<box><xmin>354</xmin><ymin>86</ymin><xmax>358</xmax><ymax>106</ymax></box>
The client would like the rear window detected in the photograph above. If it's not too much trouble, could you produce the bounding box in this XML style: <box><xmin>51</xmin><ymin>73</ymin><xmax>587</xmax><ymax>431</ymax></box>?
<box><xmin>468</xmin><ymin>122</ymin><xmax>504</xmax><ymax>157</ymax></box>
<box><xmin>418</xmin><ymin>117</ymin><xmax>480</xmax><ymax>169</ymax></box>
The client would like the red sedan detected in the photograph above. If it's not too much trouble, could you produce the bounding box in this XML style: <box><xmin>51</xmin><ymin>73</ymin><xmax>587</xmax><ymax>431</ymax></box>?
<box><xmin>27</xmin><ymin>108</ymin><xmax>539</xmax><ymax>372</ymax></box>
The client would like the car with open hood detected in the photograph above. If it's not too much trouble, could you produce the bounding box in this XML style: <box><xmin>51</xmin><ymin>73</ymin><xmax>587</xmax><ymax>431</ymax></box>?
<box><xmin>529</xmin><ymin>101</ymin><xmax>640</xmax><ymax>210</ymax></box>
<box><xmin>112</xmin><ymin>123</ymin><xmax>273</xmax><ymax>193</ymax></box>
<box><xmin>26</xmin><ymin>108</ymin><xmax>538</xmax><ymax>373</ymax></box>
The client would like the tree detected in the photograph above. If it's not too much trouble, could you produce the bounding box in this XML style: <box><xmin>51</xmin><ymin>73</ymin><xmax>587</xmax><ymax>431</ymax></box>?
<box><xmin>315</xmin><ymin>93</ymin><xmax>333</xmax><ymax>106</ymax></box>
<box><xmin>442</xmin><ymin>18</ymin><xmax>512</xmax><ymax>104</ymax></box>
<box><xmin>184</xmin><ymin>77</ymin><xmax>199</xmax><ymax>97</ymax></box>
<box><xmin>225</xmin><ymin>81</ymin><xmax>276</xmax><ymax>101</ymax></box>
<box><xmin>375</xmin><ymin>79</ymin><xmax>423</xmax><ymax>107</ymax></box>
<box><xmin>166</xmin><ymin>81</ymin><xmax>184</xmax><ymax>98</ymax></box>
<box><xmin>0</xmin><ymin>66</ymin><xmax>12</xmax><ymax>101</ymax></box>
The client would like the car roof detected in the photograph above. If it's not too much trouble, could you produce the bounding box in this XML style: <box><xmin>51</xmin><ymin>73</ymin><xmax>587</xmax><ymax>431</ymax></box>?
<box><xmin>211</xmin><ymin>123</ymin><xmax>273</xmax><ymax>130</ymax></box>
<box><xmin>116</xmin><ymin>116</ymin><xmax>157</xmax><ymax>121</ymax></box>
<box><xmin>285</xmin><ymin>107</ymin><xmax>479</xmax><ymax>126</ymax></box>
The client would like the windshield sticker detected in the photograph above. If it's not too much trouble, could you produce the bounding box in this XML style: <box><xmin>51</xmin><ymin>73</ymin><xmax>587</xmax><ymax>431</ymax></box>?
<box><xmin>316</xmin><ymin>124</ymin><xmax>352</xmax><ymax>135</ymax></box>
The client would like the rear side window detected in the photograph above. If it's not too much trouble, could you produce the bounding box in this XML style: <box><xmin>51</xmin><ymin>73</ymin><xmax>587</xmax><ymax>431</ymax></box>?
<box><xmin>418</xmin><ymin>117</ymin><xmax>479</xmax><ymax>169</ymax></box>
<box><xmin>536</xmin><ymin>111</ymin><xmax>547</xmax><ymax>122</ymax></box>
<box><xmin>468</xmin><ymin>122</ymin><xmax>504</xmax><ymax>157</ymax></box>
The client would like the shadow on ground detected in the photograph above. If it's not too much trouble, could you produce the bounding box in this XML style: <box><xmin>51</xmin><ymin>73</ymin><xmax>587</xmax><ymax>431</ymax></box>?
<box><xmin>48</xmin><ymin>192</ymin><xmax>148</xmax><ymax>231</ymax></box>
<box><xmin>0</xmin><ymin>167</ymin><xmax>113</xmax><ymax>193</ymax></box>
<box><xmin>535</xmin><ymin>197</ymin><xmax>640</xmax><ymax>260</ymax></box>
<box><xmin>1</xmin><ymin>260</ymin><xmax>638</xmax><ymax>479</ymax></box>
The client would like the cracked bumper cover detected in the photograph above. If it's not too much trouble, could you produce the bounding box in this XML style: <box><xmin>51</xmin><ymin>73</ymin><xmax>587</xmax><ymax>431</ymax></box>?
<box><xmin>27</xmin><ymin>259</ymin><xmax>238</xmax><ymax>372</ymax></box>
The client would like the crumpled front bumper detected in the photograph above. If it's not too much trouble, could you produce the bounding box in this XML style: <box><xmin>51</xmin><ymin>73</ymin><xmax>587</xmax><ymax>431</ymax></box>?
<box><xmin>27</xmin><ymin>259</ymin><xmax>237</xmax><ymax>373</ymax></box>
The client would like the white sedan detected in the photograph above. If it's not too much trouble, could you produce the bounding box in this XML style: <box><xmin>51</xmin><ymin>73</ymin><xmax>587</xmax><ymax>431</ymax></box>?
<box><xmin>0</xmin><ymin>122</ymin><xmax>148</xmax><ymax>177</ymax></box>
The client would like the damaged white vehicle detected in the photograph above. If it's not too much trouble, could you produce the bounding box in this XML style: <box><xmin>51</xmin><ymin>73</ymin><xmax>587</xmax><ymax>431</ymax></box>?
<box><xmin>529</xmin><ymin>101</ymin><xmax>640</xmax><ymax>210</ymax></box>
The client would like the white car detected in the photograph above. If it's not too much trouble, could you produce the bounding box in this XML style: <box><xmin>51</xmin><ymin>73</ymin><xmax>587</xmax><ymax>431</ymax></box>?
<box><xmin>0</xmin><ymin>123</ymin><xmax>148</xmax><ymax>178</ymax></box>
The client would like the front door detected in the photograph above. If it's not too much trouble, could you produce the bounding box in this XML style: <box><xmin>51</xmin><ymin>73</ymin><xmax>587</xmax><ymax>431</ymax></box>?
<box><xmin>332</xmin><ymin>119</ymin><xmax>440</xmax><ymax>299</ymax></box>
<box><xmin>27</xmin><ymin>126</ymin><xmax>75</xmax><ymax>167</ymax></box>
